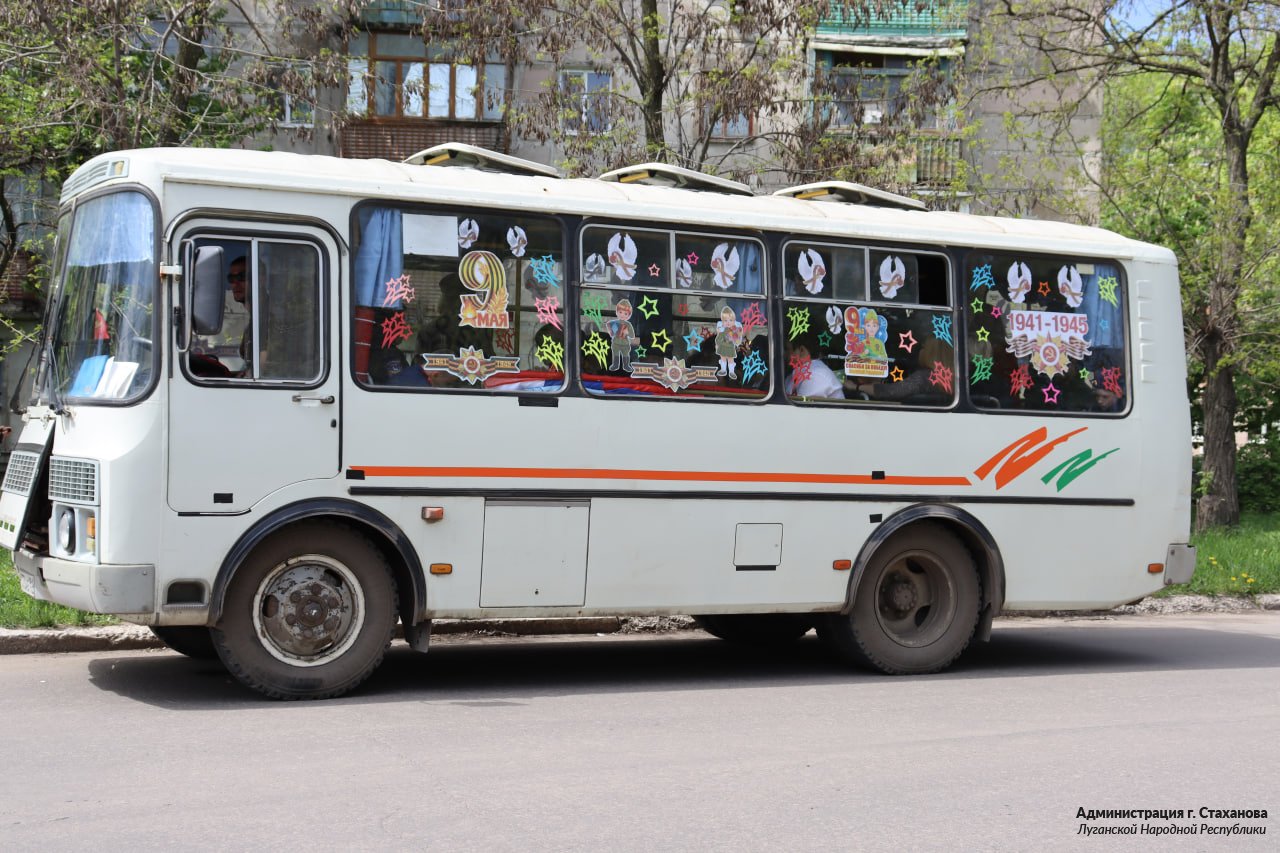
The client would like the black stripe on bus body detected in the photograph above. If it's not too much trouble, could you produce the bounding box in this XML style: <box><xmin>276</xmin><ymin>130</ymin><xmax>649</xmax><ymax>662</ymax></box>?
<box><xmin>346</xmin><ymin>486</ymin><xmax>1135</xmax><ymax>507</ymax></box>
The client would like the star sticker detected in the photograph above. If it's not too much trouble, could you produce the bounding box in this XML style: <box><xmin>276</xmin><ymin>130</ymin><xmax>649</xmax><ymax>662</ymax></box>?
<box><xmin>686</xmin><ymin>251</ymin><xmax>699</xmax><ymax>266</ymax></box>
<box><xmin>634</xmin><ymin>344</ymin><xmax>647</xmax><ymax>359</ymax></box>
<box><xmin>991</xmin><ymin>305</ymin><xmax>1003</xmax><ymax>319</ymax></box>
<box><xmin>971</xmin><ymin>297</ymin><xmax>984</xmax><ymax>313</ymax></box>
<box><xmin>675</xmin><ymin>302</ymin><xmax>689</xmax><ymax>316</ymax></box>
<box><xmin>1098</xmin><ymin>275</ymin><xmax>1119</xmax><ymax>307</ymax></box>
<box><xmin>1079</xmin><ymin>367</ymin><xmax>1093</xmax><ymax>385</ymax></box>
<box><xmin>650</xmin><ymin>329</ymin><xmax>672</xmax><ymax>353</ymax></box>
<box><xmin>898</xmin><ymin>331</ymin><xmax>918</xmax><ymax>353</ymax></box>
<box><xmin>1042</xmin><ymin>380</ymin><xmax>1060</xmax><ymax>404</ymax></box>
<box><xmin>975</xmin><ymin>327</ymin><xmax>990</xmax><ymax>343</ymax></box>
<box><xmin>638</xmin><ymin>294</ymin><xmax>660</xmax><ymax>319</ymax></box>
<box><xmin>890</xmin><ymin>366</ymin><xmax>905</xmax><ymax>382</ymax></box>
<box><xmin>648</xmin><ymin>263</ymin><xmax>661</xmax><ymax>277</ymax></box>
<box><xmin>818</xmin><ymin>331</ymin><xmax>833</xmax><ymax>347</ymax></box>
<box><xmin>1100</xmin><ymin>317</ymin><xmax>1110</xmax><ymax>333</ymax></box>
<box><xmin>1038</xmin><ymin>281</ymin><xmax>1051</xmax><ymax>296</ymax></box>
<box><xmin>683</xmin><ymin>330</ymin><xmax>704</xmax><ymax>352</ymax></box>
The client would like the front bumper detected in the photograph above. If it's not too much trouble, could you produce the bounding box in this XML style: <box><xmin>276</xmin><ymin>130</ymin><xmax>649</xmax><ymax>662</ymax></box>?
<box><xmin>14</xmin><ymin>549</ymin><xmax>155</xmax><ymax>615</ymax></box>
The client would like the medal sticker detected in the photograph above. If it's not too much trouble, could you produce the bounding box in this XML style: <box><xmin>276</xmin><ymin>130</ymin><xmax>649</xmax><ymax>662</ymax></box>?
<box><xmin>1004</xmin><ymin>309</ymin><xmax>1092</xmax><ymax>378</ymax></box>
<box><xmin>457</xmin><ymin>250</ymin><xmax>510</xmax><ymax>330</ymax></box>
<box><xmin>630</xmin><ymin>357</ymin><xmax>720</xmax><ymax>391</ymax></box>
<box><xmin>421</xmin><ymin>346</ymin><xmax>520</xmax><ymax>385</ymax></box>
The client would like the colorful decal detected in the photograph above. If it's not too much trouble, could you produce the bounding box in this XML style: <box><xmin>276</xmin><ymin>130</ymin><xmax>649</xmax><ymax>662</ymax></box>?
<box><xmin>928</xmin><ymin>360</ymin><xmax>954</xmax><ymax>393</ymax></box>
<box><xmin>584</xmin><ymin>252</ymin><xmax>608</xmax><ymax>281</ymax></box>
<box><xmin>686</xmin><ymin>250</ymin><xmax>700</xmax><ymax>266</ymax></box>
<box><xmin>890</xmin><ymin>366</ymin><xmax>905</xmax><ymax>382</ymax></box>
<box><xmin>1041</xmin><ymin>380</ymin><xmax>1061</xmax><ymax>404</ymax></box>
<box><xmin>631</xmin><ymin>357</ymin><xmax>719</xmax><ymax>391</ymax></box>
<box><xmin>675</xmin><ymin>258</ymin><xmax>693</xmax><ymax>288</ymax></box>
<box><xmin>970</xmin><ymin>263</ymin><xmax>995</xmax><ymax>291</ymax></box>
<box><xmin>971</xmin><ymin>297</ymin><xmax>985</xmax><ymax>314</ymax></box>
<box><xmin>535</xmin><ymin>295</ymin><xmax>562</xmax><ymax>330</ymax></box>
<box><xmin>714</xmin><ymin>306</ymin><xmax>744</xmax><ymax>377</ymax></box>
<box><xmin>1006</xmin><ymin>261</ymin><xmax>1032</xmax><ymax>304</ymax></box>
<box><xmin>582</xmin><ymin>331</ymin><xmax>611</xmax><ymax>368</ymax></box>
<box><xmin>458</xmin><ymin>250</ymin><xmax>510</xmax><ymax>330</ymax></box>
<box><xmin>535</xmin><ymin>335</ymin><xmax>565</xmax><ymax>372</ymax></box>
<box><xmin>898</xmin><ymin>330</ymin><xmax>918</xmax><ymax>354</ymax></box>
<box><xmin>381</xmin><ymin>273</ymin><xmax>415</xmax><ymax>308</ymax></box>
<box><xmin>580</xmin><ymin>290</ymin><xmax>610</xmax><ymax>329</ymax></box>
<box><xmin>421</xmin><ymin>346</ymin><xmax>520</xmax><ymax>385</ymax></box>
<box><xmin>1101</xmin><ymin>366</ymin><xmax>1124</xmax><ymax>397</ymax></box>
<box><xmin>931</xmin><ymin>314</ymin><xmax>954</xmax><ymax>346</ymax></box>
<box><xmin>974</xmin><ymin>426</ymin><xmax>1086</xmax><ymax>489</ymax></box>
<box><xmin>740</xmin><ymin>303</ymin><xmax>766</xmax><ymax>339</ymax></box>
<box><xmin>506</xmin><ymin>226</ymin><xmax>528</xmax><ymax>257</ymax></box>
<box><xmin>1037</xmin><ymin>280</ymin><xmax>1052</xmax><ymax>297</ymax></box>
<box><xmin>975</xmin><ymin>327</ymin><xmax>991</xmax><ymax>343</ymax></box>
<box><xmin>1098</xmin><ymin>275</ymin><xmax>1119</xmax><ymax>308</ymax></box>
<box><xmin>1009</xmin><ymin>364</ymin><xmax>1035</xmax><ymax>397</ymax></box>
<box><xmin>683</xmin><ymin>330</ymin><xmax>705</xmax><ymax>353</ymax></box>
<box><xmin>843</xmin><ymin>306</ymin><xmax>889</xmax><ymax>378</ymax></box>
<box><xmin>649</xmin><ymin>329</ymin><xmax>672</xmax><ymax>354</ymax></box>
<box><xmin>637</xmin><ymin>294</ymin><xmax>660</xmax><ymax>319</ymax></box>
<box><xmin>648</xmin><ymin>263</ymin><xmax>662</xmax><ymax>278</ymax></box>
<box><xmin>607</xmin><ymin>232</ymin><xmax>638</xmax><ymax>281</ymax></box>
<box><xmin>797</xmin><ymin>249</ymin><xmax>826</xmax><ymax>294</ymax></box>
<box><xmin>878</xmin><ymin>255</ymin><xmax>907</xmax><ymax>299</ymax></box>
<box><xmin>493</xmin><ymin>328</ymin><xmax>516</xmax><ymax>353</ymax></box>
<box><xmin>971</xmin><ymin>354</ymin><xmax>993</xmax><ymax>384</ymax></box>
<box><xmin>1041</xmin><ymin>447</ymin><xmax>1120</xmax><ymax>492</ymax></box>
<box><xmin>991</xmin><ymin>305</ymin><xmax>1003</xmax><ymax>319</ymax></box>
<box><xmin>788</xmin><ymin>353</ymin><xmax>813</xmax><ymax>384</ymax></box>
<box><xmin>786</xmin><ymin>305</ymin><xmax>811</xmax><ymax>340</ymax></box>
<box><xmin>740</xmin><ymin>349</ymin><xmax>768</xmax><ymax>384</ymax></box>
<box><xmin>634</xmin><ymin>344</ymin><xmax>648</xmax><ymax>359</ymax></box>
<box><xmin>825</xmin><ymin>305</ymin><xmax>844</xmax><ymax>336</ymax></box>
<box><xmin>1057</xmin><ymin>265</ymin><xmax>1084</xmax><ymax>307</ymax></box>
<box><xmin>458</xmin><ymin>218</ymin><xmax>479</xmax><ymax>249</ymax></box>
<box><xmin>1004</xmin><ymin>309</ymin><xmax>1091</xmax><ymax>378</ymax></box>
<box><xmin>1079</xmin><ymin>366</ymin><xmax>1093</xmax><ymax>385</ymax></box>
<box><xmin>606</xmin><ymin>300</ymin><xmax>640</xmax><ymax>371</ymax></box>
<box><xmin>530</xmin><ymin>254</ymin><xmax>560</xmax><ymax>289</ymax></box>
<box><xmin>381</xmin><ymin>312</ymin><xmax>412</xmax><ymax>348</ymax></box>
<box><xmin>675</xmin><ymin>301</ymin><xmax>689</xmax><ymax>316</ymax></box>
<box><xmin>710</xmin><ymin>243</ymin><xmax>740</xmax><ymax>290</ymax></box>
<box><xmin>817</xmin><ymin>331</ymin><xmax>833</xmax><ymax>348</ymax></box>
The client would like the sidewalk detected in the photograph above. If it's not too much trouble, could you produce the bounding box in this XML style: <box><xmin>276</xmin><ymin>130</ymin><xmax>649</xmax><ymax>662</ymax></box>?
<box><xmin>1</xmin><ymin>596</ymin><xmax>1276</xmax><ymax>655</ymax></box>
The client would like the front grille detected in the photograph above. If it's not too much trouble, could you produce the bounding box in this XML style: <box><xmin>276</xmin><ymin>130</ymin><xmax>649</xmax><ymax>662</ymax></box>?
<box><xmin>48</xmin><ymin>457</ymin><xmax>98</xmax><ymax>504</ymax></box>
<box><xmin>2</xmin><ymin>451</ymin><xmax>41</xmax><ymax>496</ymax></box>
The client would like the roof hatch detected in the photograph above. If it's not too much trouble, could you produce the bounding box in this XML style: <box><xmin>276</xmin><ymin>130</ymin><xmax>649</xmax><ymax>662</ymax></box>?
<box><xmin>403</xmin><ymin>142</ymin><xmax>561</xmax><ymax>178</ymax></box>
<box><xmin>773</xmin><ymin>180</ymin><xmax>926</xmax><ymax>211</ymax></box>
<box><xmin>598</xmin><ymin>163</ymin><xmax>754</xmax><ymax>196</ymax></box>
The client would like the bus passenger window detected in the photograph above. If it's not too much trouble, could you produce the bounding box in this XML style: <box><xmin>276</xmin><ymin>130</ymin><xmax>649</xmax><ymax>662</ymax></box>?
<box><xmin>965</xmin><ymin>253</ymin><xmax>1128</xmax><ymax>415</ymax></box>
<box><xmin>350</xmin><ymin>206</ymin><xmax>566</xmax><ymax>393</ymax></box>
<box><xmin>578</xmin><ymin>225</ymin><xmax>769</xmax><ymax>400</ymax></box>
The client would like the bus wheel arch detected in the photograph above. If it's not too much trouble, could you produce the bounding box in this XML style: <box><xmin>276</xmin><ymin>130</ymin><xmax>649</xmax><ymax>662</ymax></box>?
<box><xmin>821</xmin><ymin>506</ymin><xmax>1004</xmax><ymax>674</ymax></box>
<box><xmin>210</xmin><ymin>499</ymin><xmax>426</xmax><ymax>636</ymax></box>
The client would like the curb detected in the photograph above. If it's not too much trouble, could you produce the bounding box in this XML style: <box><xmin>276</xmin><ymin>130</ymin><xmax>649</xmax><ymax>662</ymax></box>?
<box><xmin>0</xmin><ymin>617</ymin><xmax>626</xmax><ymax>656</ymax></box>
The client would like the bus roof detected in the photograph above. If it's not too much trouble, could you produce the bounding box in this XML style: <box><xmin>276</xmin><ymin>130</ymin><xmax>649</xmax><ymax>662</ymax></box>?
<box><xmin>72</xmin><ymin>148</ymin><xmax>1173</xmax><ymax>263</ymax></box>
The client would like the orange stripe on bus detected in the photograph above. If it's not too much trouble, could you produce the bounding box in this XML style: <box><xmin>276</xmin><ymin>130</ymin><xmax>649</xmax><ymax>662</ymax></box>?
<box><xmin>351</xmin><ymin>466</ymin><xmax>972</xmax><ymax>488</ymax></box>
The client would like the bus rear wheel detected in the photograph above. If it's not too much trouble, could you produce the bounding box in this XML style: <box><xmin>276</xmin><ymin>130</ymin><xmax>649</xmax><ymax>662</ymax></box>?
<box><xmin>212</xmin><ymin>522</ymin><xmax>398</xmax><ymax>700</ymax></box>
<box><xmin>820</xmin><ymin>523</ymin><xmax>980</xmax><ymax>674</ymax></box>
<box><xmin>693</xmin><ymin>614</ymin><xmax>813</xmax><ymax>645</ymax></box>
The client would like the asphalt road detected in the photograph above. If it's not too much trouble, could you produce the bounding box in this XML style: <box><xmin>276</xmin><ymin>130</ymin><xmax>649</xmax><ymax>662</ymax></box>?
<box><xmin>0</xmin><ymin>613</ymin><xmax>1277</xmax><ymax>852</ymax></box>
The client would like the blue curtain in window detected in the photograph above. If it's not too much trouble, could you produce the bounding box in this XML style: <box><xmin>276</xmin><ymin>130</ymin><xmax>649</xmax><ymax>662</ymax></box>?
<box><xmin>1081</xmin><ymin>264</ymin><xmax>1122</xmax><ymax>349</ymax></box>
<box><xmin>354</xmin><ymin>206</ymin><xmax>403</xmax><ymax>307</ymax></box>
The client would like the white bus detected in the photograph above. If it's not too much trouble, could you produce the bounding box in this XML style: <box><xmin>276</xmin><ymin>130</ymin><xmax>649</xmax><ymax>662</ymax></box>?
<box><xmin>0</xmin><ymin>145</ymin><xmax>1195</xmax><ymax>699</ymax></box>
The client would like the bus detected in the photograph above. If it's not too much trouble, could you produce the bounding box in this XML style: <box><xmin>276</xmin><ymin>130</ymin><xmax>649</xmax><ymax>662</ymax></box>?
<box><xmin>0</xmin><ymin>144</ymin><xmax>1195</xmax><ymax>699</ymax></box>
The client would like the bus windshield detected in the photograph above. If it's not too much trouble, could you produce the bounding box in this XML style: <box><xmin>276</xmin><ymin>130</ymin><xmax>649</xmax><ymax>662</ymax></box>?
<box><xmin>44</xmin><ymin>191</ymin><xmax>158</xmax><ymax>404</ymax></box>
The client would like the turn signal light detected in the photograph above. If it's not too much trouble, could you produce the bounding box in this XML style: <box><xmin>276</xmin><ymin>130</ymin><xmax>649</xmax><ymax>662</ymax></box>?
<box><xmin>833</xmin><ymin>559</ymin><xmax>852</xmax><ymax>571</ymax></box>
<box><xmin>1148</xmin><ymin>563</ymin><xmax>1164</xmax><ymax>574</ymax></box>
<box><xmin>430</xmin><ymin>563</ymin><xmax>453</xmax><ymax>575</ymax></box>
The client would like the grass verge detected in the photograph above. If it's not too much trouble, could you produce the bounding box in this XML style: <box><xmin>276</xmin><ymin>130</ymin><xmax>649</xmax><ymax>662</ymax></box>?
<box><xmin>1160</xmin><ymin>511</ymin><xmax>1280</xmax><ymax>597</ymax></box>
<box><xmin>0</xmin><ymin>550</ymin><xmax>116</xmax><ymax>629</ymax></box>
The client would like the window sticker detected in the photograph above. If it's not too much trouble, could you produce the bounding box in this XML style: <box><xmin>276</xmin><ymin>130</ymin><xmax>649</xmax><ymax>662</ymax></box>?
<box><xmin>607</xmin><ymin>232</ymin><xmax>639</xmax><ymax>281</ymax></box>
<box><xmin>739</xmin><ymin>303</ymin><xmax>766</xmax><ymax>339</ymax></box>
<box><xmin>931</xmin><ymin>314</ymin><xmax>954</xmax><ymax>346</ymax></box>
<box><xmin>1098</xmin><ymin>275</ymin><xmax>1120</xmax><ymax>307</ymax></box>
<box><xmin>458</xmin><ymin>218</ymin><xmax>479</xmax><ymax>249</ymax></box>
<box><xmin>421</xmin><ymin>346</ymin><xmax>520</xmax><ymax>385</ymax></box>
<box><xmin>843</xmin><ymin>307</ymin><xmax>890</xmax><ymax>379</ymax></box>
<box><xmin>740</xmin><ymin>349</ymin><xmax>767</xmax><ymax>384</ymax></box>
<box><xmin>381</xmin><ymin>312</ymin><xmax>412</xmax><ymax>348</ymax></box>
<box><xmin>506</xmin><ymin>225</ymin><xmax>528</xmax><ymax>257</ymax></box>
<box><xmin>1007</xmin><ymin>261</ymin><xmax>1031</xmax><ymax>304</ymax></box>
<box><xmin>1057</xmin><ymin>265</ymin><xmax>1084</xmax><ymax>308</ymax></box>
<box><xmin>581</xmin><ymin>289</ymin><xmax>610</xmax><ymax>330</ymax></box>
<box><xmin>1005</xmin><ymin>309</ymin><xmax>1091</xmax><ymax>378</ymax></box>
<box><xmin>786</xmin><ymin>305</ymin><xmax>811</xmax><ymax>340</ymax></box>
<box><xmin>457</xmin><ymin>251</ymin><xmax>510</xmax><ymax>329</ymax></box>
<box><xmin>713</xmin><ymin>306</ymin><xmax>745</xmax><ymax>377</ymax></box>
<box><xmin>710</xmin><ymin>242</ymin><xmax>740</xmax><ymax>289</ymax></box>
<box><xmin>535</xmin><ymin>295</ymin><xmax>562</xmax><ymax>330</ymax></box>
<box><xmin>648</xmin><ymin>262</ymin><xmax>662</xmax><ymax>278</ymax></box>
<box><xmin>825</xmin><ymin>305</ymin><xmax>843</xmax><ymax>335</ymax></box>
<box><xmin>797</xmin><ymin>248</ymin><xmax>827</xmax><ymax>294</ymax></box>
<box><xmin>878</xmin><ymin>255</ymin><xmax>907</xmax><ymax>299</ymax></box>
<box><xmin>605</xmin><ymin>299</ymin><xmax>640</xmax><ymax>371</ymax></box>
<box><xmin>535</xmin><ymin>335</ymin><xmax>565</xmax><ymax>373</ymax></box>
<box><xmin>529</xmin><ymin>254</ymin><xmax>560</xmax><ymax>289</ymax></box>
<box><xmin>584</xmin><ymin>252</ymin><xmax>608</xmax><ymax>282</ymax></box>
<box><xmin>381</xmin><ymin>274</ymin><xmax>415</xmax><ymax>309</ymax></box>
<box><xmin>582</xmin><ymin>331</ymin><xmax>611</xmax><ymax>368</ymax></box>
<box><xmin>630</xmin><ymin>357</ymin><xmax>720</xmax><ymax>391</ymax></box>
<box><xmin>929</xmin><ymin>360</ymin><xmax>954</xmax><ymax>393</ymax></box>
<box><xmin>675</xmin><ymin>258</ymin><xmax>693</xmax><ymax>288</ymax></box>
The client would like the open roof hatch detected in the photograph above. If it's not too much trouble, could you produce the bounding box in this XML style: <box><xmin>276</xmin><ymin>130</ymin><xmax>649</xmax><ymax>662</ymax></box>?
<box><xmin>598</xmin><ymin>162</ymin><xmax>754</xmax><ymax>196</ymax></box>
<box><xmin>403</xmin><ymin>142</ymin><xmax>561</xmax><ymax>178</ymax></box>
<box><xmin>773</xmin><ymin>180</ymin><xmax>926</xmax><ymax>211</ymax></box>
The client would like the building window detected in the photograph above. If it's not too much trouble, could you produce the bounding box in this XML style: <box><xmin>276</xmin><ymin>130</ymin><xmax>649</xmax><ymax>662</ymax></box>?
<box><xmin>708</xmin><ymin>110</ymin><xmax>752</xmax><ymax>140</ymax></box>
<box><xmin>560</xmin><ymin>70</ymin><xmax>612</xmax><ymax>134</ymax></box>
<box><xmin>819</xmin><ymin>51</ymin><xmax>951</xmax><ymax>130</ymax></box>
<box><xmin>347</xmin><ymin>31</ymin><xmax>505</xmax><ymax>121</ymax></box>
<box><xmin>270</xmin><ymin>63</ymin><xmax>315</xmax><ymax>128</ymax></box>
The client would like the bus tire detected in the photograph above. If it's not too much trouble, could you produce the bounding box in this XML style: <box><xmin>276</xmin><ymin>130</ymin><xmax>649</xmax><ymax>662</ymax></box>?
<box><xmin>212</xmin><ymin>522</ymin><xmax>398</xmax><ymax>700</ymax></box>
<box><xmin>150</xmin><ymin>626</ymin><xmax>219</xmax><ymax>660</ymax></box>
<box><xmin>819</xmin><ymin>522</ymin><xmax>980</xmax><ymax>674</ymax></box>
<box><xmin>693</xmin><ymin>614</ymin><xmax>812</xmax><ymax>645</ymax></box>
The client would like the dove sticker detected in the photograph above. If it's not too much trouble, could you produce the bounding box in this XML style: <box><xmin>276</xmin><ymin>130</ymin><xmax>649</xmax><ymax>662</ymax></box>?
<box><xmin>797</xmin><ymin>248</ymin><xmax>826</xmax><ymax>294</ymax></box>
<box><xmin>607</xmin><ymin>232</ymin><xmax>638</xmax><ymax>281</ymax></box>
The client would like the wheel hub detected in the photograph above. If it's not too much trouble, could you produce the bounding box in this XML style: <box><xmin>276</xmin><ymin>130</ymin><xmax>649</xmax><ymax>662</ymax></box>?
<box><xmin>256</xmin><ymin>561</ymin><xmax>357</xmax><ymax>661</ymax></box>
<box><xmin>887</xmin><ymin>578</ymin><xmax>917</xmax><ymax>612</ymax></box>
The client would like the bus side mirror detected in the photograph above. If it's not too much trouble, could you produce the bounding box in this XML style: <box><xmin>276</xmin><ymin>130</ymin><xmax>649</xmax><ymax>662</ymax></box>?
<box><xmin>191</xmin><ymin>246</ymin><xmax>226</xmax><ymax>336</ymax></box>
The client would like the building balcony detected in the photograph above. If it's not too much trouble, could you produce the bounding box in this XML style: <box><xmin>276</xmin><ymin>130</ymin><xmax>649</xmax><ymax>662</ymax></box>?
<box><xmin>819</xmin><ymin>1</ymin><xmax>969</xmax><ymax>40</ymax></box>
<box><xmin>340</xmin><ymin>119</ymin><xmax>507</xmax><ymax>162</ymax></box>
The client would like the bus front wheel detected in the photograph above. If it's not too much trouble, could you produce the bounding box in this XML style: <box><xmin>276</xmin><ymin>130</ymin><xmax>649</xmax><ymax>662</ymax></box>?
<box><xmin>820</xmin><ymin>523</ymin><xmax>980</xmax><ymax>674</ymax></box>
<box><xmin>212</xmin><ymin>522</ymin><xmax>398</xmax><ymax>700</ymax></box>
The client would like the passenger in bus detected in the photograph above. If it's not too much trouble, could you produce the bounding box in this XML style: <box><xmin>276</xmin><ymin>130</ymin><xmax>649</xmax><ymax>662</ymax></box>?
<box><xmin>784</xmin><ymin>332</ymin><xmax>844</xmax><ymax>399</ymax></box>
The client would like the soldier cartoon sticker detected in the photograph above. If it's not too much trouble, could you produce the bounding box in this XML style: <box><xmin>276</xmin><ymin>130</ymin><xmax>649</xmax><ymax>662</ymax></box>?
<box><xmin>606</xmin><ymin>299</ymin><xmax>641</xmax><ymax>371</ymax></box>
<box><xmin>715</xmin><ymin>305</ymin><xmax>745</xmax><ymax>378</ymax></box>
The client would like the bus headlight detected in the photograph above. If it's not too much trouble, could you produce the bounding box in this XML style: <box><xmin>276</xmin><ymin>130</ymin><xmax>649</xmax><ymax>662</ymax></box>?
<box><xmin>56</xmin><ymin>507</ymin><xmax>76</xmax><ymax>553</ymax></box>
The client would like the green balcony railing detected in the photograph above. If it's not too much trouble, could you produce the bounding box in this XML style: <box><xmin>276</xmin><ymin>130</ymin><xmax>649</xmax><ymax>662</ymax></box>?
<box><xmin>819</xmin><ymin>1</ymin><xmax>969</xmax><ymax>39</ymax></box>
